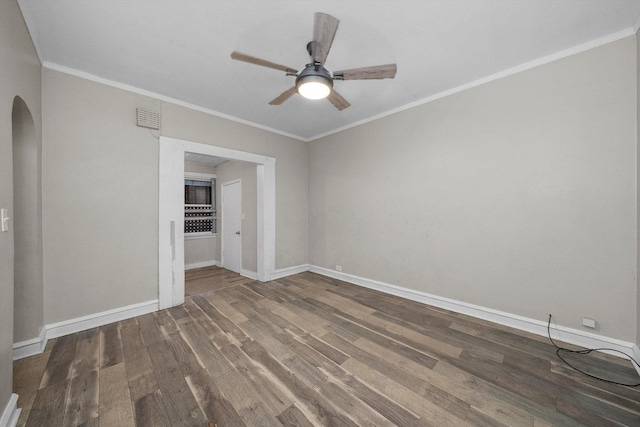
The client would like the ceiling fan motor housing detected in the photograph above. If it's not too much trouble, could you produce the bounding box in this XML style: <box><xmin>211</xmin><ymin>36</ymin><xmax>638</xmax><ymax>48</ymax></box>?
<box><xmin>295</xmin><ymin>63</ymin><xmax>334</xmax><ymax>91</ymax></box>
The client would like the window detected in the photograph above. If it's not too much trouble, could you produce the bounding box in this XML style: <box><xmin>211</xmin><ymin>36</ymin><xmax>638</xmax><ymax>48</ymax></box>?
<box><xmin>184</xmin><ymin>174</ymin><xmax>216</xmax><ymax>235</ymax></box>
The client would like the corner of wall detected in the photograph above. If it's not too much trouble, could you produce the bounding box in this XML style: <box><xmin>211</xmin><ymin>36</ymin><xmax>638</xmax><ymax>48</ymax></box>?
<box><xmin>636</xmin><ymin>29</ymin><xmax>640</xmax><ymax>348</ymax></box>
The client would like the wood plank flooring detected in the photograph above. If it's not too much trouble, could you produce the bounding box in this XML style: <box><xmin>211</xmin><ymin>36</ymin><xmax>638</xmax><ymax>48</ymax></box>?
<box><xmin>14</xmin><ymin>266</ymin><xmax>640</xmax><ymax>426</ymax></box>
<box><xmin>185</xmin><ymin>266</ymin><xmax>255</xmax><ymax>296</ymax></box>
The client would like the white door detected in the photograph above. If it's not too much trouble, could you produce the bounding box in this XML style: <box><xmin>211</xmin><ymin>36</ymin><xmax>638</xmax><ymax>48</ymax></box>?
<box><xmin>222</xmin><ymin>180</ymin><xmax>242</xmax><ymax>273</ymax></box>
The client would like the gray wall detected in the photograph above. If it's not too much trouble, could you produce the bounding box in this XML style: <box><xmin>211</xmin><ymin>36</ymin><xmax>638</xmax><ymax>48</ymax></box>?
<box><xmin>42</xmin><ymin>70</ymin><xmax>161</xmax><ymax>324</ymax></box>
<box><xmin>309</xmin><ymin>36</ymin><xmax>638</xmax><ymax>342</ymax></box>
<box><xmin>637</xmin><ymin>29</ymin><xmax>640</xmax><ymax>347</ymax></box>
<box><xmin>0</xmin><ymin>0</ymin><xmax>42</xmax><ymax>414</ymax></box>
<box><xmin>215</xmin><ymin>160</ymin><xmax>258</xmax><ymax>273</ymax></box>
<box><xmin>42</xmin><ymin>69</ymin><xmax>309</xmax><ymax>325</ymax></box>
<box><xmin>184</xmin><ymin>162</ymin><xmax>217</xmax><ymax>174</ymax></box>
<box><xmin>184</xmin><ymin>236</ymin><xmax>216</xmax><ymax>268</ymax></box>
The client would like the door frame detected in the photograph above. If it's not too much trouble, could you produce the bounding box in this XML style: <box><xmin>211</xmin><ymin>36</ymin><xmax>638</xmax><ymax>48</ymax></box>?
<box><xmin>158</xmin><ymin>136</ymin><xmax>275</xmax><ymax>309</ymax></box>
<box><xmin>221</xmin><ymin>179</ymin><xmax>242</xmax><ymax>273</ymax></box>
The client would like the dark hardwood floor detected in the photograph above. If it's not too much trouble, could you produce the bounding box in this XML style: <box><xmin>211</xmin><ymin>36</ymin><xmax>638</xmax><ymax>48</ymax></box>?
<box><xmin>185</xmin><ymin>265</ymin><xmax>254</xmax><ymax>296</ymax></box>
<box><xmin>13</xmin><ymin>267</ymin><xmax>640</xmax><ymax>426</ymax></box>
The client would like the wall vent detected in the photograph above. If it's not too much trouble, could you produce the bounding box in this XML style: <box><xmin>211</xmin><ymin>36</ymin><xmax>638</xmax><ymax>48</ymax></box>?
<box><xmin>136</xmin><ymin>107</ymin><xmax>160</xmax><ymax>130</ymax></box>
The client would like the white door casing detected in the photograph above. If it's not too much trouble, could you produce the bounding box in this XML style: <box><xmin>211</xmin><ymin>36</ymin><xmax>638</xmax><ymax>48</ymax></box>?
<box><xmin>222</xmin><ymin>180</ymin><xmax>242</xmax><ymax>273</ymax></box>
<box><xmin>158</xmin><ymin>140</ymin><xmax>185</xmax><ymax>309</ymax></box>
<box><xmin>158</xmin><ymin>136</ymin><xmax>275</xmax><ymax>309</ymax></box>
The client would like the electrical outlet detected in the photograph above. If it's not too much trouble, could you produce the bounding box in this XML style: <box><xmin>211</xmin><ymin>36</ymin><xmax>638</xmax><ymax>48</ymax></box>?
<box><xmin>335</xmin><ymin>265</ymin><xmax>342</xmax><ymax>272</ymax></box>
<box><xmin>582</xmin><ymin>317</ymin><xmax>596</xmax><ymax>329</ymax></box>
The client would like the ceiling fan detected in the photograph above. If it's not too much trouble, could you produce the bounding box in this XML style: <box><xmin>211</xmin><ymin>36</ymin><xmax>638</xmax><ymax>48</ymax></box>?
<box><xmin>230</xmin><ymin>12</ymin><xmax>397</xmax><ymax>110</ymax></box>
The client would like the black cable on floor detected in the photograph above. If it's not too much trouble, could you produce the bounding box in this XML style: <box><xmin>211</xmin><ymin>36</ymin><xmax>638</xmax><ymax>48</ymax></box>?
<box><xmin>547</xmin><ymin>314</ymin><xmax>640</xmax><ymax>387</ymax></box>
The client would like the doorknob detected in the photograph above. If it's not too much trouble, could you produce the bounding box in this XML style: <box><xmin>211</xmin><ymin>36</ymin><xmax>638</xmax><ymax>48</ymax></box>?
<box><xmin>235</xmin><ymin>231</ymin><xmax>240</xmax><ymax>235</ymax></box>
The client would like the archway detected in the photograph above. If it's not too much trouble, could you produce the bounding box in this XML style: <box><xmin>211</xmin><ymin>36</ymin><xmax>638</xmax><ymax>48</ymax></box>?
<box><xmin>12</xmin><ymin>96</ymin><xmax>43</xmax><ymax>349</ymax></box>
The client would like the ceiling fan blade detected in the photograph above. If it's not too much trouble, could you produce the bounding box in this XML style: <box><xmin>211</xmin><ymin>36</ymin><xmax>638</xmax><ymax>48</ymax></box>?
<box><xmin>333</xmin><ymin>63</ymin><xmax>397</xmax><ymax>80</ymax></box>
<box><xmin>327</xmin><ymin>89</ymin><xmax>350</xmax><ymax>110</ymax></box>
<box><xmin>231</xmin><ymin>51</ymin><xmax>298</xmax><ymax>74</ymax></box>
<box><xmin>311</xmin><ymin>12</ymin><xmax>339</xmax><ymax>64</ymax></box>
<box><xmin>269</xmin><ymin>86</ymin><xmax>298</xmax><ymax>105</ymax></box>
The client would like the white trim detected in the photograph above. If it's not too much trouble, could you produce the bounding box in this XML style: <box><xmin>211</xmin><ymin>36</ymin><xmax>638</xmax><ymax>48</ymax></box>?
<box><xmin>13</xmin><ymin>327</ymin><xmax>46</xmax><ymax>360</ymax></box>
<box><xmin>159</xmin><ymin>139</ymin><xmax>186</xmax><ymax>309</ymax></box>
<box><xmin>185</xmin><ymin>260</ymin><xmax>218</xmax><ymax>270</ymax></box>
<box><xmin>309</xmin><ymin>265</ymin><xmax>639</xmax><ymax>362</ymax></box>
<box><xmin>307</xmin><ymin>28</ymin><xmax>637</xmax><ymax>141</ymax></box>
<box><xmin>256</xmin><ymin>163</ymin><xmax>276</xmax><ymax>282</ymax></box>
<box><xmin>0</xmin><ymin>394</ymin><xmax>20</xmax><ymax>427</ymax></box>
<box><xmin>271</xmin><ymin>264</ymin><xmax>310</xmax><ymax>280</ymax></box>
<box><xmin>0</xmin><ymin>395</ymin><xmax>19</xmax><ymax>427</ymax></box>
<box><xmin>46</xmin><ymin>299</ymin><xmax>158</xmax><ymax>341</ymax></box>
<box><xmin>240</xmin><ymin>269</ymin><xmax>258</xmax><ymax>280</ymax></box>
<box><xmin>632</xmin><ymin>345</ymin><xmax>640</xmax><ymax>376</ymax></box>
<box><xmin>41</xmin><ymin>62</ymin><xmax>305</xmax><ymax>141</ymax></box>
<box><xmin>184</xmin><ymin>233</ymin><xmax>217</xmax><ymax>240</ymax></box>
<box><xmin>184</xmin><ymin>171</ymin><xmax>216</xmax><ymax>181</ymax></box>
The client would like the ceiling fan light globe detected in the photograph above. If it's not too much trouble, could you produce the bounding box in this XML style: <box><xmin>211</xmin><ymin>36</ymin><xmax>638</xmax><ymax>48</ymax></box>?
<box><xmin>298</xmin><ymin>80</ymin><xmax>331</xmax><ymax>99</ymax></box>
<box><xmin>295</xmin><ymin>67</ymin><xmax>333</xmax><ymax>100</ymax></box>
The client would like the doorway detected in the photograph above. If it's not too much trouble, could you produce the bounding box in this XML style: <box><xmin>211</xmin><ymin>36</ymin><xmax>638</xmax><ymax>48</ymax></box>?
<box><xmin>158</xmin><ymin>136</ymin><xmax>276</xmax><ymax>310</ymax></box>
<box><xmin>221</xmin><ymin>180</ymin><xmax>242</xmax><ymax>273</ymax></box>
<box><xmin>12</xmin><ymin>96</ymin><xmax>43</xmax><ymax>348</ymax></box>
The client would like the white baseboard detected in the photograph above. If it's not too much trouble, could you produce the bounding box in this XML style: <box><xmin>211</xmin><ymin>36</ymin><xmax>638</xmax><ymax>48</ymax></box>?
<box><xmin>309</xmin><ymin>265</ymin><xmax>640</xmax><ymax>364</ymax></box>
<box><xmin>0</xmin><ymin>394</ymin><xmax>20</xmax><ymax>427</ymax></box>
<box><xmin>47</xmin><ymin>299</ymin><xmax>159</xmax><ymax>340</ymax></box>
<box><xmin>631</xmin><ymin>344</ymin><xmax>640</xmax><ymax>376</ymax></box>
<box><xmin>185</xmin><ymin>260</ymin><xmax>218</xmax><ymax>270</ymax></box>
<box><xmin>13</xmin><ymin>327</ymin><xmax>47</xmax><ymax>360</ymax></box>
<box><xmin>240</xmin><ymin>269</ymin><xmax>258</xmax><ymax>280</ymax></box>
<box><xmin>271</xmin><ymin>264</ymin><xmax>310</xmax><ymax>280</ymax></box>
<box><xmin>242</xmin><ymin>263</ymin><xmax>310</xmax><ymax>281</ymax></box>
<box><xmin>13</xmin><ymin>299</ymin><xmax>159</xmax><ymax>360</ymax></box>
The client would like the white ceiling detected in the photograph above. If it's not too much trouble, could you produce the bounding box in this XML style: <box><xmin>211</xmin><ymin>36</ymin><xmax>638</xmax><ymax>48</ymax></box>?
<box><xmin>18</xmin><ymin>0</ymin><xmax>640</xmax><ymax>141</ymax></box>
